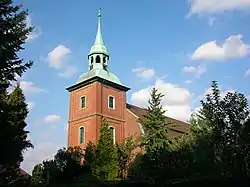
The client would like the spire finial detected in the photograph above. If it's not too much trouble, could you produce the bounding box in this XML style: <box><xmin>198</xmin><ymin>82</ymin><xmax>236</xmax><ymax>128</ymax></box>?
<box><xmin>98</xmin><ymin>8</ymin><xmax>101</xmax><ymax>18</ymax></box>
<box><xmin>89</xmin><ymin>8</ymin><xmax>108</xmax><ymax>57</ymax></box>
<box><xmin>93</xmin><ymin>8</ymin><xmax>103</xmax><ymax>45</ymax></box>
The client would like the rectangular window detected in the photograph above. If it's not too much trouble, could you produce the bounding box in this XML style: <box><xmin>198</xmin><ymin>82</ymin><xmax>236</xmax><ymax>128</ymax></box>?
<box><xmin>79</xmin><ymin>127</ymin><xmax>84</xmax><ymax>144</ymax></box>
<box><xmin>81</xmin><ymin>96</ymin><xmax>86</xmax><ymax>108</ymax></box>
<box><xmin>108</xmin><ymin>96</ymin><xmax>115</xmax><ymax>109</ymax></box>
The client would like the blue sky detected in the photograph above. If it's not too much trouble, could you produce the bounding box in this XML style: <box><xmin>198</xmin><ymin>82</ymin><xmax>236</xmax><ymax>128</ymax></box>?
<box><xmin>15</xmin><ymin>0</ymin><xmax>250</xmax><ymax>173</ymax></box>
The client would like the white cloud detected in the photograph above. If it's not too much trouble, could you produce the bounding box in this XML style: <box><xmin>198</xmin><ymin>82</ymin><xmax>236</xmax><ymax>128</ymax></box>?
<box><xmin>48</xmin><ymin>45</ymin><xmax>71</xmax><ymax>69</ymax></box>
<box><xmin>183</xmin><ymin>65</ymin><xmax>206</xmax><ymax>77</ymax></box>
<box><xmin>44</xmin><ymin>114</ymin><xmax>61</xmax><ymax>123</ymax></box>
<box><xmin>58</xmin><ymin>66</ymin><xmax>77</xmax><ymax>78</ymax></box>
<box><xmin>40</xmin><ymin>131</ymin><xmax>51</xmax><ymax>138</ymax></box>
<box><xmin>27</xmin><ymin>102</ymin><xmax>35</xmax><ymax>110</ymax></box>
<box><xmin>191</xmin><ymin>35</ymin><xmax>250</xmax><ymax>61</ymax></box>
<box><xmin>131</xmin><ymin>79</ymin><xmax>192</xmax><ymax>122</ymax></box>
<box><xmin>189</xmin><ymin>0</ymin><xmax>250</xmax><ymax>14</ymax></box>
<box><xmin>47</xmin><ymin>45</ymin><xmax>77</xmax><ymax>78</ymax></box>
<box><xmin>185</xmin><ymin>80</ymin><xmax>192</xmax><ymax>84</ymax></box>
<box><xmin>245</xmin><ymin>68</ymin><xmax>250</xmax><ymax>76</ymax></box>
<box><xmin>198</xmin><ymin>85</ymin><xmax>238</xmax><ymax>106</ymax></box>
<box><xmin>21</xmin><ymin>142</ymin><xmax>62</xmax><ymax>174</ymax></box>
<box><xmin>25</xmin><ymin>15</ymin><xmax>42</xmax><ymax>42</ymax></box>
<box><xmin>20</xmin><ymin>81</ymin><xmax>46</xmax><ymax>94</ymax></box>
<box><xmin>247</xmin><ymin>95</ymin><xmax>250</xmax><ymax>101</ymax></box>
<box><xmin>132</xmin><ymin>67</ymin><xmax>156</xmax><ymax>79</ymax></box>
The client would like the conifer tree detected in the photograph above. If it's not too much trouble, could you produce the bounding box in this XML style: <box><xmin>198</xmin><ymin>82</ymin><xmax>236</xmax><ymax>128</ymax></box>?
<box><xmin>134</xmin><ymin>88</ymin><xmax>173</xmax><ymax>184</ymax></box>
<box><xmin>0</xmin><ymin>0</ymin><xmax>33</xmax><ymax>88</ymax></box>
<box><xmin>141</xmin><ymin>87</ymin><xmax>172</xmax><ymax>153</ymax></box>
<box><xmin>117</xmin><ymin>136</ymin><xmax>136</xmax><ymax>178</ymax></box>
<box><xmin>92</xmin><ymin>120</ymin><xmax>119</xmax><ymax>181</ymax></box>
<box><xmin>0</xmin><ymin>1</ymin><xmax>33</xmax><ymax>184</ymax></box>
<box><xmin>84</xmin><ymin>142</ymin><xmax>96</xmax><ymax>168</ymax></box>
<box><xmin>0</xmin><ymin>84</ymin><xmax>33</xmax><ymax>184</ymax></box>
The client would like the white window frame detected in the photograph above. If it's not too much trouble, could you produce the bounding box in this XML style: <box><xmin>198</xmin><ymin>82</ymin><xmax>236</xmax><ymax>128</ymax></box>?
<box><xmin>80</xmin><ymin>96</ymin><xmax>86</xmax><ymax>109</ymax></box>
<box><xmin>108</xmin><ymin>95</ymin><xmax>115</xmax><ymax>109</ymax></box>
<box><xmin>79</xmin><ymin>126</ymin><xmax>85</xmax><ymax>144</ymax></box>
<box><xmin>109</xmin><ymin>126</ymin><xmax>115</xmax><ymax>144</ymax></box>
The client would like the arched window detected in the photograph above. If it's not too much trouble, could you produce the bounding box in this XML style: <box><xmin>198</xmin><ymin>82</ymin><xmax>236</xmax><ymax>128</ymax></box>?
<box><xmin>96</xmin><ymin>55</ymin><xmax>101</xmax><ymax>63</ymax></box>
<box><xmin>103</xmin><ymin>57</ymin><xmax>106</xmax><ymax>64</ymax></box>
<box><xmin>109</xmin><ymin>126</ymin><xmax>115</xmax><ymax>144</ymax></box>
<box><xmin>108</xmin><ymin>96</ymin><xmax>115</xmax><ymax>109</ymax></box>
<box><xmin>79</xmin><ymin>126</ymin><xmax>85</xmax><ymax>144</ymax></box>
<box><xmin>91</xmin><ymin>57</ymin><xmax>94</xmax><ymax>64</ymax></box>
<box><xmin>80</xmin><ymin>96</ymin><xmax>86</xmax><ymax>108</ymax></box>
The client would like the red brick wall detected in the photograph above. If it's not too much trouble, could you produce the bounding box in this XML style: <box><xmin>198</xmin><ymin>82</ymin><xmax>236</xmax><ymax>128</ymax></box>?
<box><xmin>67</xmin><ymin>81</ymin><xmax>126</xmax><ymax>149</ymax></box>
<box><xmin>124</xmin><ymin>109</ymin><xmax>141</xmax><ymax>139</ymax></box>
<box><xmin>124</xmin><ymin>109</ymin><xmax>144</xmax><ymax>154</ymax></box>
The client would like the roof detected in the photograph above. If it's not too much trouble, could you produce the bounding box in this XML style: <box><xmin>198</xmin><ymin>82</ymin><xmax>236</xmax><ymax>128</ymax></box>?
<box><xmin>126</xmin><ymin>103</ymin><xmax>190</xmax><ymax>134</ymax></box>
<box><xmin>18</xmin><ymin>168</ymin><xmax>30</xmax><ymax>177</ymax></box>
<box><xmin>66</xmin><ymin>75</ymin><xmax>130</xmax><ymax>92</ymax></box>
<box><xmin>77</xmin><ymin>69</ymin><xmax>122</xmax><ymax>85</ymax></box>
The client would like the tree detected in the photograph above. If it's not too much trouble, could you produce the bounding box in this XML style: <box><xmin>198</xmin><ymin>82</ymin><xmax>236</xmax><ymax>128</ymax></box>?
<box><xmin>0</xmin><ymin>0</ymin><xmax>33</xmax><ymax>184</ymax></box>
<box><xmin>240</xmin><ymin>119</ymin><xmax>250</xmax><ymax>176</ymax></box>
<box><xmin>117</xmin><ymin>136</ymin><xmax>136</xmax><ymax>178</ymax></box>
<box><xmin>84</xmin><ymin>142</ymin><xmax>96</xmax><ymax>168</ymax></box>
<box><xmin>141</xmin><ymin>87</ymin><xmax>172</xmax><ymax>153</ymax></box>
<box><xmin>190</xmin><ymin>81</ymin><xmax>250</xmax><ymax>178</ymax></box>
<box><xmin>0</xmin><ymin>84</ymin><xmax>33</xmax><ymax>184</ymax></box>
<box><xmin>31</xmin><ymin>163</ymin><xmax>45</xmax><ymax>186</ymax></box>
<box><xmin>50</xmin><ymin>146</ymin><xmax>84</xmax><ymax>185</ymax></box>
<box><xmin>30</xmin><ymin>147</ymin><xmax>85</xmax><ymax>186</ymax></box>
<box><xmin>92</xmin><ymin>120</ymin><xmax>119</xmax><ymax>181</ymax></box>
<box><xmin>130</xmin><ymin>88</ymin><xmax>173</xmax><ymax>184</ymax></box>
<box><xmin>0</xmin><ymin>0</ymin><xmax>33</xmax><ymax>88</ymax></box>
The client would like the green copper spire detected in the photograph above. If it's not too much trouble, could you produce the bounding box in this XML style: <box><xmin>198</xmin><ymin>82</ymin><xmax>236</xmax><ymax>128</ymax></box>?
<box><xmin>66</xmin><ymin>9</ymin><xmax>130</xmax><ymax>93</ymax></box>
<box><xmin>89</xmin><ymin>8</ymin><xmax>108</xmax><ymax>56</ymax></box>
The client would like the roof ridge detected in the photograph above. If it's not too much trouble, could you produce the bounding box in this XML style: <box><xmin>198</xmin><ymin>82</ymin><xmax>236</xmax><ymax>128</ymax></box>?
<box><xmin>126</xmin><ymin>103</ymin><xmax>189</xmax><ymax>125</ymax></box>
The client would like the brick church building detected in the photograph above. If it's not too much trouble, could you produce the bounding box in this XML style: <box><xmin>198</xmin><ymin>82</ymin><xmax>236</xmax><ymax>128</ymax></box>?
<box><xmin>66</xmin><ymin>10</ymin><xmax>189</xmax><ymax>150</ymax></box>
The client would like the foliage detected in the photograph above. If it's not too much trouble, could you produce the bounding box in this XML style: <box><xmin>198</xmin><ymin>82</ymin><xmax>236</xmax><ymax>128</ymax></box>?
<box><xmin>30</xmin><ymin>146</ymin><xmax>85</xmax><ymax>186</ymax></box>
<box><xmin>130</xmin><ymin>87</ymin><xmax>174</xmax><ymax>184</ymax></box>
<box><xmin>92</xmin><ymin>120</ymin><xmax>119</xmax><ymax>181</ymax></box>
<box><xmin>84</xmin><ymin>141</ymin><xmax>96</xmax><ymax>167</ymax></box>
<box><xmin>141</xmin><ymin>87</ymin><xmax>172</xmax><ymax>153</ymax></box>
<box><xmin>31</xmin><ymin>163</ymin><xmax>45</xmax><ymax>186</ymax></box>
<box><xmin>54</xmin><ymin>147</ymin><xmax>84</xmax><ymax>184</ymax></box>
<box><xmin>117</xmin><ymin>136</ymin><xmax>136</xmax><ymax>178</ymax></box>
<box><xmin>0</xmin><ymin>0</ymin><xmax>33</xmax><ymax>88</ymax></box>
<box><xmin>0</xmin><ymin>0</ymin><xmax>33</xmax><ymax>185</ymax></box>
<box><xmin>0</xmin><ymin>84</ymin><xmax>33</xmax><ymax>185</ymax></box>
<box><xmin>191</xmin><ymin>81</ymin><xmax>250</xmax><ymax>177</ymax></box>
<box><xmin>29</xmin><ymin>81</ymin><xmax>250</xmax><ymax>186</ymax></box>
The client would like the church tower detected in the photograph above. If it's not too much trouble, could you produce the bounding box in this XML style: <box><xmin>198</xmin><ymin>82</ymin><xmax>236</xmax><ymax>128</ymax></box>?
<box><xmin>66</xmin><ymin>9</ymin><xmax>130</xmax><ymax>149</ymax></box>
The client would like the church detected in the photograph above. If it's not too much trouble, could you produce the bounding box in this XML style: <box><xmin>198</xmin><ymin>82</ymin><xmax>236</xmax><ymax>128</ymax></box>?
<box><xmin>66</xmin><ymin>10</ymin><xmax>189</xmax><ymax>150</ymax></box>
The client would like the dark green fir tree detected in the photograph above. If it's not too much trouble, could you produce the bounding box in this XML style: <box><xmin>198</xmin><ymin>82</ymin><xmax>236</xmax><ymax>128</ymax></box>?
<box><xmin>92</xmin><ymin>120</ymin><xmax>119</xmax><ymax>181</ymax></box>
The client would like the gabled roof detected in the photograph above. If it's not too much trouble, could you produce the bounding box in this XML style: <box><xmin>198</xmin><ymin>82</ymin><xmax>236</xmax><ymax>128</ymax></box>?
<box><xmin>126</xmin><ymin>103</ymin><xmax>190</xmax><ymax>134</ymax></box>
<box><xmin>18</xmin><ymin>168</ymin><xmax>30</xmax><ymax>177</ymax></box>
